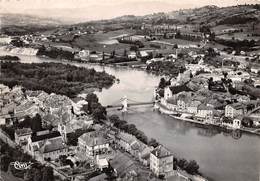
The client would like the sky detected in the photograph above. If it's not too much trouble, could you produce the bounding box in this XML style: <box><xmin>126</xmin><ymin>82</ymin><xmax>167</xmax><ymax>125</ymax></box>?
<box><xmin>0</xmin><ymin>0</ymin><xmax>259</xmax><ymax>22</ymax></box>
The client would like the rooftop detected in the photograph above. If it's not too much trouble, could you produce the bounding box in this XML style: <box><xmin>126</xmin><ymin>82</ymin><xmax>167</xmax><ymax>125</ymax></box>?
<box><xmin>198</xmin><ymin>104</ymin><xmax>214</xmax><ymax>111</ymax></box>
<box><xmin>78</xmin><ymin>131</ymin><xmax>108</xmax><ymax>147</ymax></box>
<box><xmin>151</xmin><ymin>145</ymin><xmax>172</xmax><ymax>159</ymax></box>
<box><xmin>31</xmin><ymin>130</ymin><xmax>61</xmax><ymax>142</ymax></box>
<box><xmin>227</xmin><ymin>103</ymin><xmax>246</xmax><ymax>110</ymax></box>
<box><xmin>110</xmin><ymin>152</ymin><xmax>138</xmax><ymax>176</ymax></box>
<box><xmin>15</xmin><ymin>128</ymin><xmax>32</xmax><ymax>137</ymax></box>
<box><xmin>39</xmin><ymin>137</ymin><xmax>67</xmax><ymax>153</ymax></box>
<box><xmin>116</xmin><ymin>132</ymin><xmax>136</xmax><ymax>144</ymax></box>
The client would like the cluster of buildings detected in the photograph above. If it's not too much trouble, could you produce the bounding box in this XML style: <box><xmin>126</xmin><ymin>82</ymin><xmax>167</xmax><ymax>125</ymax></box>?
<box><xmin>157</xmin><ymin>55</ymin><xmax>260</xmax><ymax>130</ymax></box>
<box><xmin>0</xmin><ymin>84</ymin><xmax>187</xmax><ymax>180</ymax></box>
<box><xmin>0</xmin><ymin>85</ymin><xmax>93</xmax><ymax>127</ymax></box>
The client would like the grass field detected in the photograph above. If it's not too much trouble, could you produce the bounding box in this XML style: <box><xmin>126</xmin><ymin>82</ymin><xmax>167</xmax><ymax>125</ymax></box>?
<box><xmin>70</xmin><ymin>29</ymin><xmax>136</xmax><ymax>54</ymax></box>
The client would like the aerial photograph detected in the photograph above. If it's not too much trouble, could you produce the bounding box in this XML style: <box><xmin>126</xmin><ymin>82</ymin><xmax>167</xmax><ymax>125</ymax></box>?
<box><xmin>0</xmin><ymin>0</ymin><xmax>259</xmax><ymax>181</ymax></box>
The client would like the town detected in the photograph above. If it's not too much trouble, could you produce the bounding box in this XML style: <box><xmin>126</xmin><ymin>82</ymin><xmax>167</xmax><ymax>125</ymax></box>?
<box><xmin>0</xmin><ymin>2</ymin><xmax>260</xmax><ymax>181</ymax></box>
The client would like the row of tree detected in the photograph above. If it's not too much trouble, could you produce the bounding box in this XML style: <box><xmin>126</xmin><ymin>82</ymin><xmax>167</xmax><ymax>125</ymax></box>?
<box><xmin>109</xmin><ymin>114</ymin><xmax>159</xmax><ymax>146</ymax></box>
<box><xmin>173</xmin><ymin>158</ymin><xmax>200</xmax><ymax>175</ymax></box>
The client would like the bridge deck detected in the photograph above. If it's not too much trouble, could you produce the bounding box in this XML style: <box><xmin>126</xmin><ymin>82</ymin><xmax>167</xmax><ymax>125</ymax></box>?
<box><xmin>106</xmin><ymin>102</ymin><xmax>155</xmax><ymax>108</ymax></box>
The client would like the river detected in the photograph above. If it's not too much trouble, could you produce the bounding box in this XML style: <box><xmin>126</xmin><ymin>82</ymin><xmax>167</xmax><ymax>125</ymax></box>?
<box><xmin>0</xmin><ymin>50</ymin><xmax>260</xmax><ymax>181</ymax></box>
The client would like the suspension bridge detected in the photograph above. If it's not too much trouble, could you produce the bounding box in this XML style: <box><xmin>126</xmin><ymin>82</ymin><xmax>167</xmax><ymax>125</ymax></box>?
<box><xmin>105</xmin><ymin>96</ymin><xmax>156</xmax><ymax>112</ymax></box>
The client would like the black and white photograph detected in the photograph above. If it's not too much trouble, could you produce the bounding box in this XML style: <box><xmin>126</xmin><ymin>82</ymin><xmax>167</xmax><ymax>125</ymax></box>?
<box><xmin>0</xmin><ymin>0</ymin><xmax>260</xmax><ymax>181</ymax></box>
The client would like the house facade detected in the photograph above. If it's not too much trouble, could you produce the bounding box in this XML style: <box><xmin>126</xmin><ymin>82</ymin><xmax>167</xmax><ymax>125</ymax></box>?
<box><xmin>225</xmin><ymin>104</ymin><xmax>245</xmax><ymax>118</ymax></box>
<box><xmin>115</xmin><ymin>132</ymin><xmax>136</xmax><ymax>152</ymax></box>
<box><xmin>26</xmin><ymin>130</ymin><xmax>67</xmax><ymax>161</ymax></box>
<box><xmin>150</xmin><ymin>145</ymin><xmax>174</xmax><ymax>178</ymax></box>
<box><xmin>196</xmin><ymin>105</ymin><xmax>213</xmax><ymax>122</ymax></box>
<box><xmin>187</xmin><ymin>101</ymin><xmax>201</xmax><ymax>114</ymax></box>
<box><xmin>15</xmin><ymin>128</ymin><xmax>32</xmax><ymax>146</ymax></box>
<box><xmin>78</xmin><ymin>131</ymin><xmax>110</xmax><ymax>158</ymax></box>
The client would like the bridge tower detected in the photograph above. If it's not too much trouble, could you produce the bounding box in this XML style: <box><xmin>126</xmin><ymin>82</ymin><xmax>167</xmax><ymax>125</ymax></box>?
<box><xmin>121</xmin><ymin>96</ymin><xmax>128</xmax><ymax>112</ymax></box>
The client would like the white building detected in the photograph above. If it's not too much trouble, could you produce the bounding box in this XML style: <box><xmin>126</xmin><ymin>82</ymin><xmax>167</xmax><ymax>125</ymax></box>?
<box><xmin>225</xmin><ymin>103</ymin><xmax>245</xmax><ymax>118</ymax></box>
<box><xmin>222</xmin><ymin>117</ymin><xmax>242</xmax><ymax>129</ymax></box>
<box><xmin>15</xmin><ymin>128</ymin><xmax>32</xmax><ymax>146</ymax></box>
<box><xmin>187</xmin><ymin>101</ymin><xmax>201</xmax><ymax>114</ymax></box>
<box><xmin>78</xmin><ymin>131</ymin><xmax>110</xmax><ymax>158</ymax></box>
<box><xmin>164</xmin><ymin>87</ymin><xmax>173</xmax><ymax>100</ymax></box>
<box><xmin>196</xmin><ymin>104</ymin><xmax>214</xmax><ymax>122</ymax></box>
<box><xmin>150</xmin><ymin>145</ymin><xmax>174</xmax><ymax>178</ymax></box>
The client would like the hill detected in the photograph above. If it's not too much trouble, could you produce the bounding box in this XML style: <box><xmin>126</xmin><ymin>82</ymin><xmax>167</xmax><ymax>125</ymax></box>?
<box><xmin>0</xmin><ymin>13</ymin><xmax>63</xmax><ymax>27</ymax></box>
<box><xmin>0</xmin><ymin>14</ymin><xmax>64</xmax><ymax>35</ymax></box>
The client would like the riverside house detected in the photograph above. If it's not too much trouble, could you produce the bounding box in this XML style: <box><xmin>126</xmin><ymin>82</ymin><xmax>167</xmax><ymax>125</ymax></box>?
<box><xmin>150</xmin><ymin>145</ymin><xmax>174</xmax><ymax>178</ymax></box>
<box><xmin>115</xmin><ymin>132</ymin><xmax>137</xmax><ymax>152</ymax></box>
<box><xmin>222</xmin><ymin>116</ymin><xmax>242</xmax><ymax>129</ymax></box>
<box><xmin>225</xmin><ymin>103</ymin><xmax>246</xmax><ymax>118</ymax></box>
<box><xmin>196</xmin><ymin>104</ymin><xmax>214</xmax><ymax>122</ymax></box>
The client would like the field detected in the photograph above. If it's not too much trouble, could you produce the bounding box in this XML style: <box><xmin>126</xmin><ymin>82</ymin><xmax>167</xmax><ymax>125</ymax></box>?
<box><xmin>45</xmin><ymin>29</ymin><xmax>136</xmax><ymax>54</ymax></box>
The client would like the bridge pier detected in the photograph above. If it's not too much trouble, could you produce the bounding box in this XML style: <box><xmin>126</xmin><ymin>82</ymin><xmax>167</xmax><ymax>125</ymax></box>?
<box><xmin>121</xmin><ymin>96</ymin><xmax>128</xmax><ymax>112</ymax></box>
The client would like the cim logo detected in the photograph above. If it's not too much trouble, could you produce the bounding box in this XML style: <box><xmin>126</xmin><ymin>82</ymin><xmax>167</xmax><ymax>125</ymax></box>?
<box><xmin>10</xmin><ymin>161</ymin><xmax>34</xmax><ymax>170</ymax></box>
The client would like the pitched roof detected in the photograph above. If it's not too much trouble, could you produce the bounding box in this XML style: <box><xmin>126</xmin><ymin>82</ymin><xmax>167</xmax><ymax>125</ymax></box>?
<box><xmin>151</xmin><ymin>145</ymin><xmax>172</xmax><ymax>159</ymax></box>
<box><xmin>189</xmin><ymin>100</ymin><xmax>201</xmax><ymax>107</ymax></box>
<box><xmin>39</xmin><ymin>137</ymin><xmax>67</xmax><ymax>153</ymax></box>
<box><xmin>26</xmin><ymin>90</ymin><xmax>44</xmax><ymax>98</ymax></box>
<box><xmin>198</xmin><ymin>104</ymin><xmax>214</xmax><ymax>111</ymax></box>
<box><xmin>116</xmin><ymin>132</ymin><xmax>136</xmax><ymax>144</ymax></box>
<box><xmin>110</xmin><ymin>152</ymin><xmax>138</xmax><ymax>176</ymax></box>
<box><xmin>15</xmin><ymin>128</ymin><xmax>32</xmax><ymax>137</ymax></box>
<box><xmin>31</xmin><ymin>130</ymin><xmax>61</xmax><ymax>142</ymax></box>
<box><xmin>78</xmin><ymin>131</ymin><xmax>108</xmax><ymax>147</ymax></box>
<box><xmin>227</xmin><ymin>103</ymin><xmax>246</xmax><ymax>110</ymax></box>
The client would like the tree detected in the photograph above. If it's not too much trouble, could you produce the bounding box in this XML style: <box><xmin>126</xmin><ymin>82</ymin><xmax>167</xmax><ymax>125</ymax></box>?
<box><xmin>33</xmin><ymin>169</ymin><xmax>42</xmax><ymax>181</ymax></box>
<box><xmin>92</xmin><ymin>104</ymin><xmax>106</xmax><ymax>121</ymax></box>
<box><xmin>242</xmin><ymin>117</ymin><xmax>253</xmax><ymax>127</ymax></box>
<box><xmin>130</xmin><ymin>46</ymin><xmax>139</xmax><ymax>52</ymax></box>
<box><xmin>109</xmin><ymin>114</ymin><xmax>120</xmax><ymax>123</ymax></box>
<box><xmin>24</xmin><ymin>168</ymin><xmax>35</xmax><ymax>181</ymax></box>
<box><xmin>173</xmin><ymin>157</ymin><xmax>178</xmax><ymax>170</ymax></box>
<box><xmin>0</xmin><ymin>155</ymin><xmax>12</xmax><ymax>172</ymax></box>
<box><xmin>177</xmin><ymin>158</ymin><xmax>188</xmax><ymax>170</ymax></box>
<box><xmin>19</xmin><ymin>115</ymin><xmax>32</xmax><ymax>128</ymax></box>
<box><xmin>186</xmin><ymin>160</ymin><xmax>200</xmax><ymax>174</ymax></box>
<box><xmin>148</xmin><ymin>138</ymin><xmax>159</xmax><ymax>148</ymax></box>
<box><xmin>159</xmin><ymin>78</ymin><xmax>167</xmax><ymax>89</ymax></box>
<box><xmin>41</xmin><ymin>167</ymin><xmax>54</xmax><ymax>181</ymax></box>
<box><xmin>31</xmin><ymin>114</ymin><xmax>42</xmax><ymax>132</ymax></box>
<box><xmin>86</xmin><ymin>93</ymin><xmax>98</xmax><ymax>105</ymax></box>
<box><xmin>223</xmin><ymin>72</ymin><xmax>228</xmax><ymax>79</ymax></box>
<box><xmin>173</xmin><ymin>44</ymin><xmax>178</xmax><ymax>49</ymax></box>
<box><xmin>85</xmin><ymin>93</ymin><xmax>99</xmax><ymax>113</ymax></box>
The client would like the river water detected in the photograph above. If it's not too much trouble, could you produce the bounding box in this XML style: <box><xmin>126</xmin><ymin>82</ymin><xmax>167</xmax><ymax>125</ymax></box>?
<box><xmin>0</xmin><ymin>50</ymin><xmax>260</xmax><ymax>181</ymax></box>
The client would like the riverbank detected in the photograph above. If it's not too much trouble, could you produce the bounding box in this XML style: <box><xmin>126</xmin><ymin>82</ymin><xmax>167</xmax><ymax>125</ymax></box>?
<box><xmin>1</xmin><ymin>46</ymin><xmax>38</xmax><ymax>56</ymax></box>
<box><xmin>156</xmin><ymin>103</ymin><xmax>260</xmax><ymax>137</ymax></box>
<box><xmin>0</xmin><ymin>47</ymin><xmax>259</xmax><ymax>181</ymax></box>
